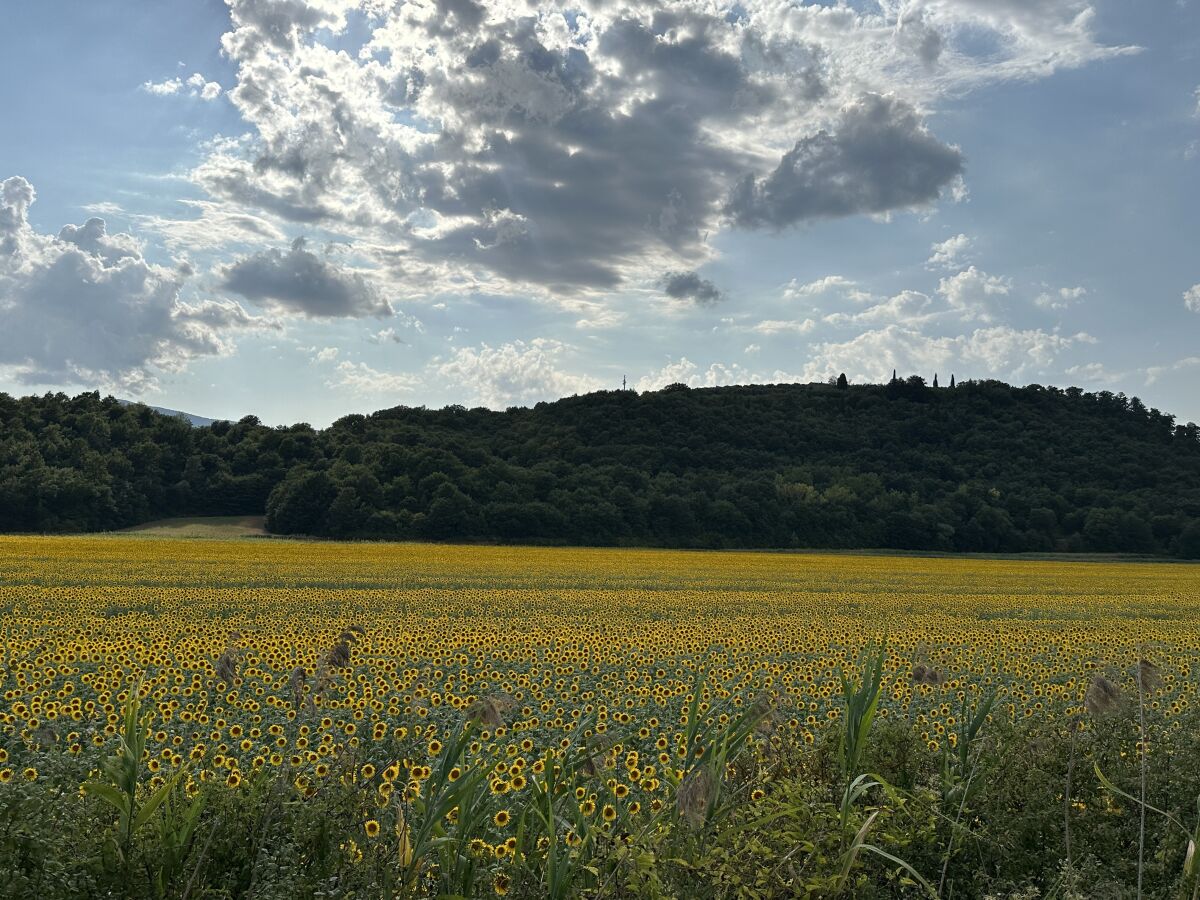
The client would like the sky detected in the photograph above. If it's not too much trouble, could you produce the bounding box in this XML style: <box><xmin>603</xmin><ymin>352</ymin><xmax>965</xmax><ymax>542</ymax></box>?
<box><xmin>1</xmin><ymin>0</ymin><xmax>1198</xmax><ymax>427</ymax></box>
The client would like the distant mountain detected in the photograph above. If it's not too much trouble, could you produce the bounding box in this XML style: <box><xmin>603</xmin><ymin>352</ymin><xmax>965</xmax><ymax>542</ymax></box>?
<box><xmin>118</xmin><ymin>400</ymin><xmax>216</xmax><ymax>428</ymax></box>
<box><xmin>2</xmin><ymin>382</ymin><xmax>1199</xmax><ymax>557</ymax></box>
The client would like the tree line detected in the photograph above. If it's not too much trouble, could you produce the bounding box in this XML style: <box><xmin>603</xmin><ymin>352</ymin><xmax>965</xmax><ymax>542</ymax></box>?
<box><xmin>1</xmin><ymin>378</ymin><xmax>1199</xmax><ymax>556</ymax></box>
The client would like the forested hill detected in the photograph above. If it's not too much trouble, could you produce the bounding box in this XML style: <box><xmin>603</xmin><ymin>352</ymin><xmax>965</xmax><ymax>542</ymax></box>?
<box><xmin>3</xmin><ymin>379</ymin><xmax>1200</xmax><ymax>556</ymax></box>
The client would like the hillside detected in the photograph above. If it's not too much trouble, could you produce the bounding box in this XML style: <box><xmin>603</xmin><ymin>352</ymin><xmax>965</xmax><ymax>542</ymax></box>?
<box><xmin>2</xmin><ymin>380</ymin><xmax>1199</xmax><ymax>555</ymax></box>
<box><xmin>118</xmin><ymin>400</ymin><xmax>217</xmax><ymax>428</ymax></box>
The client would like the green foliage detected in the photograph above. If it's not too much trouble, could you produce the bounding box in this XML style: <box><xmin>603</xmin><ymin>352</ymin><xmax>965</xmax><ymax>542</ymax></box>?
<box><xmin>2</xmin><ymin>382</ymin><xmax>1199</xmax><ymax>555</ymax></box>
<box><xmin>1</xmin><ymin>697</ymin><xmax>1199</xmax><ymax>897</ymax></box>
<box><xmin>81</xmin><ymin>683</ymin><xmax>202</xmax><ymax>895</ymax></box>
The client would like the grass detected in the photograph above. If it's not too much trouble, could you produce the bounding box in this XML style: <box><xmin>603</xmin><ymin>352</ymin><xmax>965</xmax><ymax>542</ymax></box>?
<box><xmin>116</xmin><ymin>516</ymin><xmax>267</xmax><ymax>539</ymax></box>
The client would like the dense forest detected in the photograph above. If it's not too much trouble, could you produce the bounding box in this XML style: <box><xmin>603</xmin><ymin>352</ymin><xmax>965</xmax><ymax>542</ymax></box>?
<box><xmin>2</xmin><ymin>378</ymin><xmax>1199</xmax><ymax>556</ymax></box>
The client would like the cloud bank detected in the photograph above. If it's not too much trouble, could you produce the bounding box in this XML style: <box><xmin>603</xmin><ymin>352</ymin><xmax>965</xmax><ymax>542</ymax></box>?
<box><xmin>0</xmin><ymin>176</ymin><xmax>260</xmax><ymax>392</ymax></box>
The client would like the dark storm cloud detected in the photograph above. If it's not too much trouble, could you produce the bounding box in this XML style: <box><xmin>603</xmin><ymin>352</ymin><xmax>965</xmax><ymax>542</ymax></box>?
<box><xmin>661</xmin><ymin>270</ymin><xmax>724</xmax><ymax>306</ymax></box>
<box><xmin>724</xmin><ymin>93</ymin><xmax>964</xmax><ymax>229</ymax></box>
<box><xmin>220</xmin><ymin>237</ymin><xmax>391</xmax><ymax>318</ymax></box>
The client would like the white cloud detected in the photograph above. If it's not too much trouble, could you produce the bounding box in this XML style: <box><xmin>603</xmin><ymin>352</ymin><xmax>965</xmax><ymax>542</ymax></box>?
<box><xmin>1035</xmin><ymin>285</ymin><xmax>1087</xmax><ymax>310</ymax></box>
<box><xmin>1064</xmin><ymin>361</ymin><xmax>1128</xmax><ymax>386</ymax></box>
<box><xmin>368</xmin><ymin>316</ymin><xmax>423</xmax><ymax>343</ymax></box>
<box><xmin>142</xmin><ymin>72</ymin><xmax>222</xmax><ymax>100</ymax></box>
<box><xmin>0</xmin><ymin>176</ymin><xmax>261</xmax><ymax>392</ymax></box>
<box><xmin>432</xmin><ymin>339</ymin><xmax>602</xmax><ymax>409</ymax></box>
<box><xmin>1184</xmin><ymin>283</ymin><xmax>1200</xmax><ymax>313</ymax></box>
<box><xmin>1144</xmin><ymin>356</ymin><xmax>1200</xmax><ymax>386</ymax></box>
<box><xmin>142</xmin><ymin>77</ymin><xmax>183</xmax><ymax>96</ymax></box>
<box><xmin>634</xmin><ymin>358</ymin><xmax>777</xmax><ymax>392</ymax></box>
<box><xmin>314</xmin><ymin>346</ymin><xmax>339</xmax><ymax>362</ymax></box>
<box><xmin>926</xmin><ymin>233</ymin><xmax>973</xmax><ymax>269</ymax></box>
<box><xmin>801</xmin><ymin>323</ymin><xmax>1083</xmax><ymax>384</ymax></box>
<box><xmin>134</xmin><ymin>199</ymin><xmax>287</xmax><ymax>252</ymax></box>
<box><xmin>824</xmin><ymin>290</ymin><xmax>934</xmax><ymax>326</ymax></box>
<box><xmin>937</xmin><ymin>266</ymin><xmax>1012</xmax><ymax>321</ymax></box>
<box><xmin>783</xmin><ymin>275</ymin><xmax>858</xmax><ymax>298</ymax></box>
<box><xmin>329</xmin><ymin>360</ymin><xmax>421</xmax><ymax>396</ymax></box>
<box><xmin>749</xmin><ymin>318</ymin><xmax>817</xmax><ymax>336</ymax></box>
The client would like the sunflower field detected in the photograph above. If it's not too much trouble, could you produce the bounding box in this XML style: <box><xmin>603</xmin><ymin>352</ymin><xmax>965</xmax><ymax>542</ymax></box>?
<box><xmin>1</xmin><ymin>535</ymin><xmax>1198</xmax><ymax>899</ymax></box>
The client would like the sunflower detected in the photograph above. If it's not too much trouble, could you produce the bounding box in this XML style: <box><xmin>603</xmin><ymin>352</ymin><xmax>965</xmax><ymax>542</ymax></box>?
<box><xmin>364</xmin><ymin>819</ymin><xmax>381</xmax><ymax>839</ymax></box>
<box><xmin>493</xmin><ymin>873</ymin><xmax>511</xmax><ymax>896</ymax></box>
<box><xmin>493</xmin><ymin>809</ymin><xmax>511</xmax><ymax>827</ymax></box>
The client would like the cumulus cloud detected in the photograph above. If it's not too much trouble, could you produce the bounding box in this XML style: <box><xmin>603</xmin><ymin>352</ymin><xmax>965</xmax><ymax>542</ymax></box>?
<box><xmin>220</xmin><ymin>237</ymin><xmax>392</xmax><ymax>318</ymax></box>
<box><xmin>783</xmin><ymin>275</ymin><xmax>859</xmax><ymax>298</ymax></box>
<box><xmin>1065</xmin><ymin>361</ymin><xmax>1124</xmax><ymax>386</ymax></box>
<box><xmin>175</xmin><ymin>0</ymin><xmax>1126</xmax><ymax>298</ymax></box>
<box><xmin>749</xmin><ymin>318</ymin><xmax>817</xmax><ymax>336</ymax></box>
<box><xmin>432</xmin><ymin>339</ymin><xmax>602</xmax><ymax>408</ymax></box>
<box><xmin>724</xmin><ymin>94</ymin><xmax>965</xmax><ymax>229</ymax></box>
<box><xmin>937</xmin><ymin>266</ymin><xmax>1011</xmax><ymax>321</ymax></box>
<box><xmin>926</xmin><ymin>233</ymin><xmax>973</xmax><ymax>269</ymax></box>
<box><xmin>142</xmin><ymin>72</ymin><xmax>222</xmax><ymax>100</ymax></box>
<box><xmin>329</xmin><ymin>360</ymin><xmax>422</xmax><ymax>395</ymax></box>
<box><xmin>1185</xmin><ymin>284</ymin><xmax>1200</xmax><ymax>313</ymax></box>
<box><xmin>661</xmin><ymin>270</ymin><xmax>724</xmax><ymax>306</ymax></box>
<box><xmin>824</xmin><ymin>290</ymin><xmax>934</xmax><ymax>326</ymax></box>
<box><xmin>634</xmin><ymin>358</ymin><xmax>773</xmax><ymax>392</ymax></box>
<box><xmin>801</xmin><ymin>324</ymin><xmax>1083</xmax><ymax>384</ymax></box>
<box><xmin>1036</xmin><ymin>285</ymin><xmax>1087</xmax><ymax>310</ymax></box>
<box><xmin>0</xmin><ymin>176</ymin><xmax>260</xmax><ymax>391</ymax></box>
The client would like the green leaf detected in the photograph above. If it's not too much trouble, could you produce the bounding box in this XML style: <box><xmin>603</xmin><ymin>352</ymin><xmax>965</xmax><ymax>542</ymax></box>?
<box><xmin>858</xmin><ymin>843</ymin><xmax>938</xmax><ymax>898</ymax></box>
<box><xmin>132</xmin><ymin>771</ymin><xmax>184</xmax><ymax>831</ymax></box>
<box><xmin>1094</xmin><ymin>764</ymin><xmax>1186</xmax><ymax>833</ymax></box>
<box><xmin>83</xmin><ymin>780</ymin><xmax>130</xmax><ymax>815</ymax></box>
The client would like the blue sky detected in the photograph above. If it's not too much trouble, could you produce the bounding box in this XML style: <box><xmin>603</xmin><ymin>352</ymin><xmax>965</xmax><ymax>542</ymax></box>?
<box><xmin>1</xmin><ymin>0</ymin><xmax>1198</xmax><ymax>427</ymax></box>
